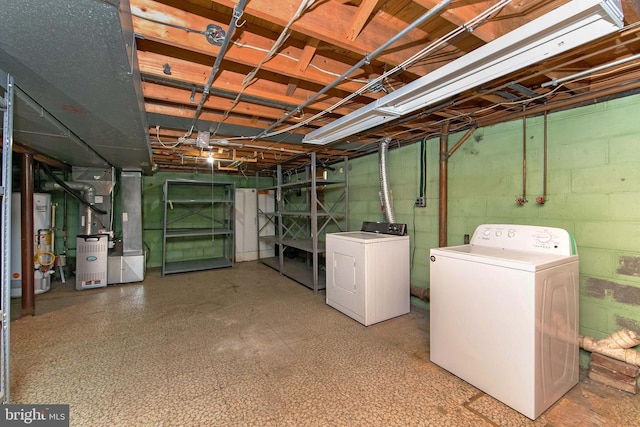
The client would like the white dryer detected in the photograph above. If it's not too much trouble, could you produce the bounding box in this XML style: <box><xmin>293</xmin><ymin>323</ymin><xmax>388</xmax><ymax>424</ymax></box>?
<box><xmin>326</xmin><ymin>222</ymin><xmax>409</xmax><ymax>326</ymax></box>
<box><xmin>429</xmin><ymin>224</ymin><xmax>579</xmax><ymax>420</ymax></box>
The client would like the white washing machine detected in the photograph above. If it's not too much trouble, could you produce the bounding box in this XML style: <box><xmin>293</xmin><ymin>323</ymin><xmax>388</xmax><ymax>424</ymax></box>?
<box><xmin>429</xmin><ymin>224</ymin><xmax>579</xmax><ymax>420</ymax></box>
<box><xmin>326</xmin><ymin>222</ymin><xmax>410</xmax><ymax>326</ymax></box>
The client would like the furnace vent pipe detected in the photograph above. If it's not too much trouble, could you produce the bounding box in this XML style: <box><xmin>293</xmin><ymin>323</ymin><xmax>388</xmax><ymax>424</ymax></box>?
<box><xmin>41</xmin><ymin>181</ymin><xmax>99</xmax><ymax>235</ymax></box>
<box><xmin>379</xmin><ymin>138</ymin><xmax>395</xmax><ymax>223</ymax></box>
<box><xmin>40</xmin><ymin>165</ymin><xmax>105</xmax><ymax>214</ymax></box>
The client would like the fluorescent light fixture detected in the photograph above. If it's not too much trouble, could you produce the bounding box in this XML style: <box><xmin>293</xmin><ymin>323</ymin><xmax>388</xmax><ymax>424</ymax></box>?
<box><xmin>302</xmin><ymin>0</ymin><xmax>624</xmax><ymax>145</ymax></box>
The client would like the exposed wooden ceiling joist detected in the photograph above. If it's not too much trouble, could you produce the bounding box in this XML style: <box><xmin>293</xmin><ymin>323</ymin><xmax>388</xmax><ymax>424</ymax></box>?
<box><xmin>122</xmin><ymin>0</ymin><xmax>640</xmax><ymax>175</ymax></box>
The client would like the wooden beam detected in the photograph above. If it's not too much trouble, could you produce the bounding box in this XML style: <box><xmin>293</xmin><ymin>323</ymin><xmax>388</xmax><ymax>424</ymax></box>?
<box><xmin>131</xmin><ymin>0</ymin><xmax>375</xmax><ymax>95</ymax></box>
<box><xmin>413</xmin><ymin>0</ymin><xmax>568</xmax><ymax>43</ymax></box>
<box><xmin>145</xmin><ymin>103</ymin><xmax>312</xmax><ymax>136</ymax></box>
<box><xmin>137</xmin><ymin>51</ymin><xmax>321</xmax><ymax>109</ymax></box>
<box><xmin>297</xmin><ymin>39</ymin><xmax>319</xmax><ymax>72</ymax></box>
<box><xmin>142</xmin><ymin>82</ymin><xmax>290</xmax><ymax>120</ymax></box>
<box><xmin>622</xmin><ymin>0</ymin><xmax>640</xmax><ymax>26</ymax></box>
<box><xmin>208</xmin><ymin>0</ymin><xmax>440</xmax><ymax>78</ymax></box>
<box><xmin>286</xmin><ymin>78</ymin><xmax>299</xmax><ymax>97</ymax></box>
<box><xmin>12</xmin><ymin>144</ymin><xmax>68</xmax><ymax>170</ymax></box>
<box><xmin>346</xmin><ymin>0</ymin><xmax>379</xmax><ymax>41</ymax></box>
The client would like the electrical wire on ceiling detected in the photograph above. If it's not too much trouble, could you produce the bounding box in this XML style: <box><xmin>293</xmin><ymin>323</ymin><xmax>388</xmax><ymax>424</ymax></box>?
<box><xmin>186</xmin><ymin>0</ymin><xmax>248</xmax><ymax>137</ymax></box>
<box><xmin>146</xmin><ymin>0</ymin><xmax>639</xmax><ymax>172</ymax></box>
<box><xmin>130</xmin><ymin>13</ymin><xmax>369</xmax><ymax>87</ymax></box>
<box><xmin>155</xmin><ymin>125</ymin><xmax>180</xmax><ymax>148</ymax></box>
<box><xmin>212</xmin><ymin>0</ymin><xmax>318</xmax><ymax>136</ymax></box>
<box><xmin>140</xmin><ymin>0</ymin><xmax>514</xmax><ymax>149</ymax></box>
<box><xmin>230</xmin><ymin>41</ymin><xmax>368</xmax><ymax>84</ymax></box>
<box><xmin>247</xmin><ymin>0</ymin><xmax>516</xmax><ymax>141</ymax></box>
<box><xmin>291</xmin><ymin>18</ymin><xmax>640</xmax><ymax>149</ymax></box>
<box><xmin>378</xmin><ymin>67</ymin><xmax>640</xmax><ymax>146</ymax></box>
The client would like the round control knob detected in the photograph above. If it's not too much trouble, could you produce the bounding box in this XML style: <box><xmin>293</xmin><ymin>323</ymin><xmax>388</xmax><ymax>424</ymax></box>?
<box><xmin>495</xmin><ymin>230</ymin><xmax>502</xmax><ymax>237</ymax></box>
<box><xmin>537</xmin><ymin>231</ymin><xmax>552</xmax><ymax>243</ymax></box>
<box><xmin>483</xmin><ymin>229</ymin><xmax>492</xmax><ymax>236</ymax></box>
<box><xmin>508</xmin><ymin>230</ymin><xmax>515</xmax><ymax>238</ymax></box>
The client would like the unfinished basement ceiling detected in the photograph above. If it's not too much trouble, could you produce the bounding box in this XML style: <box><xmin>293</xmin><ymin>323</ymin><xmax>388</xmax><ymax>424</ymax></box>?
<box><xmin>3</xmin><ymin>0</ymin><xmax>640</xmax><ymax>176</ymax></box>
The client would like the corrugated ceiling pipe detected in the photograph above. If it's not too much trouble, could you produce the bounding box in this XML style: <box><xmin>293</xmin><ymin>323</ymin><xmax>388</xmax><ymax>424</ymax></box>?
<box><xmin>188</xmin><ymin>0</ymin><xmax>247</xmax><ymax>135</ymax></box>
<box><xmin>379</xmin><ymin>138</ymin><xmax>395</xmax><ymax>223</ymax></box>
<box><xmin>41</xmin><ymin>181</ymin><xmax>97</xmax><ymax>235</ymax></box>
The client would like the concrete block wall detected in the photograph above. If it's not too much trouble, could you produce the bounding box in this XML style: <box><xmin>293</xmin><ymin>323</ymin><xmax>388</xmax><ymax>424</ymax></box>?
<box><xmin>348</xmin><ymin>94</ymin><xmax>640</xmax><ymax>362</ymax></box>
<box><xmin>142</xmin><ymin>171</ymin><xmax>274</xmax><ymax>267</ymax></box>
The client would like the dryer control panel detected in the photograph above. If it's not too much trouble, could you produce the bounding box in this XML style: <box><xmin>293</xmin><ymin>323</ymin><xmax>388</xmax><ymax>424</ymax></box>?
<box><xmin>361</xmin><ymin>221</ymin><xmax>407</xmax><ymax>236</ymax></box>
<box><xmin>470</xmin><ymin>224</ymin><xmax>577</xmax><ymax>255</ymax></box>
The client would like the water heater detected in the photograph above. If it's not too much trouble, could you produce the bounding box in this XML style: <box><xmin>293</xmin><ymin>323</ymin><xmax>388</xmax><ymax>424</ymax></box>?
<box><xmin>10</xmin><ymin>193</ymin><xmax>53</xmax><ymax>298</ymax></box>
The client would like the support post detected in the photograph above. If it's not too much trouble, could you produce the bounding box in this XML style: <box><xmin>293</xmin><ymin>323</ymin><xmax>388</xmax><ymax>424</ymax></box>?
<box><xmin>21</xmin><ymin>153</ymin><xmax>35</xmax><ymax>316</ymax></box>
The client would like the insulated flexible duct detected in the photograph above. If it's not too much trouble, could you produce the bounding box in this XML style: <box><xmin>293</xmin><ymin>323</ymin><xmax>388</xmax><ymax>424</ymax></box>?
<box><xmin>580</xmin><ymin>329</ymin><xmax>640</xmax><ymax>367</ymax></box>
<box><xmin>379</xmin><ymin>138</ymin><xmax>395</xmax><ymax>223</ymax></box>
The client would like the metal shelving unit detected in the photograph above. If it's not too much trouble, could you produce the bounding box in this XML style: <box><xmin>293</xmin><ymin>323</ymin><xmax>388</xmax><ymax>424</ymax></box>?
<box><xmin>1</xmin><ymin>70</ymin><xmax>15</xmax><ymax>404</ymax></box>
<box><xmin>258</xmin><ymin>153</ymin><xmax>348</xmax><ymax>293</ymax></box>
<box><xmin>162</xmin><ymin>179</ymin><xmax>234</xmax><ymax>276</ymax></box>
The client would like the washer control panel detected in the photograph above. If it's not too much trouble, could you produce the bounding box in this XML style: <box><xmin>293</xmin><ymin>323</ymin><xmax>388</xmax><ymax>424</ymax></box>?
<box><xmin>471</xmin><ymin>224</ymin><xmax>576</xmax><ymax>255</ymax></box>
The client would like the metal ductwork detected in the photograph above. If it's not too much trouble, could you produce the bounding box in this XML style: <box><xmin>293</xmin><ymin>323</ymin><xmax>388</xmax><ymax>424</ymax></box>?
<box><xmin>119</xmin><ymin>170</ymin><xmax>143</xmax><ymax>256</ymax></box>
<box><xmin>108</xmin><ymin>170</ymin><xmax>145</xmax><ymax>285</ymax></box>
<box><xmin>0</xmin><ymin>0</ymin><xmax>152</xmax><ymax>173</ymax></box>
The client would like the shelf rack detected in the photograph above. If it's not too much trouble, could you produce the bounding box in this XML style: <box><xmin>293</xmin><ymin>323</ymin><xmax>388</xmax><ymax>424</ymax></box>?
<box><xmin>162</xmin><ymin>179</ymin><xmax>234</xmax><ymax>276</ymax></box>
<box><xmin>258</xmin><ymin>152</ymin><xmax>348</xmax><ymax>293</ymax></box>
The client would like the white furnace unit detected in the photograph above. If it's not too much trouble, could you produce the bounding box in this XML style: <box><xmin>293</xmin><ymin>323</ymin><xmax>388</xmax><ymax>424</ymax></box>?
<box><xmin>429</xmin><ymin>224</ymin><xmax>579</xmax><ymax>420</ymax></box>
<box><xmin>76</xmin><ymin>234</ymin><xmax>108</xmax><ymax>290</ymax></box>
<box><xmin>326</xmin><ymin>222</ymin><xmax>409</xmax><ymax>326</ymax></box>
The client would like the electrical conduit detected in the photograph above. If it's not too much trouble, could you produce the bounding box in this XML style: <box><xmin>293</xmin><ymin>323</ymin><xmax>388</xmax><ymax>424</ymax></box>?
<box><xmin>188</xmin><ymin>0</ymin><xmax>248</xmax><ymax>136</ymax></box>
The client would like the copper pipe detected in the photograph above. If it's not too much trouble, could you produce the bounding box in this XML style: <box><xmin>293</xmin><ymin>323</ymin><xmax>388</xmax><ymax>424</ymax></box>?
<box><xmin>21</xmin><ymin>153</ymin><xmax>35</xmax><ymax>316</ymax></box>
<box><xmin>543</xmin><ymin>110</ymin><xmax>548</xmax><ymax>200</ymax></box>
<box><xmin>447</xmin><ymin>126</ymin><xmax>476</xmax><ymax>157</ymax></box>
<box><xmin>522</xmin><ymin>113</ymin><xmax>527</xmax><ymax>202</ymax></box>
<box><xmin>438</xmin><ymin>121</ymin><xmax>450</xmax><ymax>248</ymax></box>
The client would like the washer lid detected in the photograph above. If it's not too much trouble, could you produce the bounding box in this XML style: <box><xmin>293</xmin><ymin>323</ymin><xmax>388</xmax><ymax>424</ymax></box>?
<box><xmin>430</xmin><ymin>244</ymin><xmax>578</xmax><ymax>271</ymax></box>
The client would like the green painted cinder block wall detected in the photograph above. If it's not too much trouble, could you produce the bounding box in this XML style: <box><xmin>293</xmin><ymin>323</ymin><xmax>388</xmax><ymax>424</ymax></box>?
<box><xmin>142</xmin><ymin>171</ymin><xmax>274</xmax><ymax>268</ymax></box>
<box><xmin>348</xmin><ymin>93</ymin><xmax>640</xmax><ymax>355</ymax></box>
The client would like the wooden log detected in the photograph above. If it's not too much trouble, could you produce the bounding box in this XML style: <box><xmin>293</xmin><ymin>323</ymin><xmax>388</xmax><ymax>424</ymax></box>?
<box><xmin>590</xmin><ymin>364</ymin><xmax>638</xmax><ymax>384</ymax></box>
<box><xmin>588</xmin><ymin>371</ymin><xmax>638</xmax><ymax>394</ymax></box>
<box><xmin>591</xmin><ymin>353</ymin><xmax>640</xmax><ymax>378</ymax></box>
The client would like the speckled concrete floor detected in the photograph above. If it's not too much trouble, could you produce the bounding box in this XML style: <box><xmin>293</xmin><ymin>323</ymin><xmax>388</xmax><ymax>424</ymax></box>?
<box><xmin>9</xmin><ymin>261</ymin><xmax>640</xmax><ymax>426</ymax></box>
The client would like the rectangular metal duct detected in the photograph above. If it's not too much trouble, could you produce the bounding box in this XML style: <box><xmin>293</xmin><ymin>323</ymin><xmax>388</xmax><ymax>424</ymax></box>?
<box><xmin>0</xmin><ymin>0</ymin><xmax>152</xmax><ymax>172</ymax></box>
<box><xmin>119</xmin><ymin>170</ymin><xmax>143</xmax><ymax>256</ymax></box>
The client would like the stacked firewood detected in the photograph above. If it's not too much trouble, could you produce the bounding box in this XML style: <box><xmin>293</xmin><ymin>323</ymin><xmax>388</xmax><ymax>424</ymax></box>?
<box><xmin>580</xmin><ymin>328</ymin><xmax>640</xmax><ymax>395</ymax></box>
<box><xmin>588</xmin><ymin>353</ymin><xmax>639</xmax><ymax>394</ymax></box>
